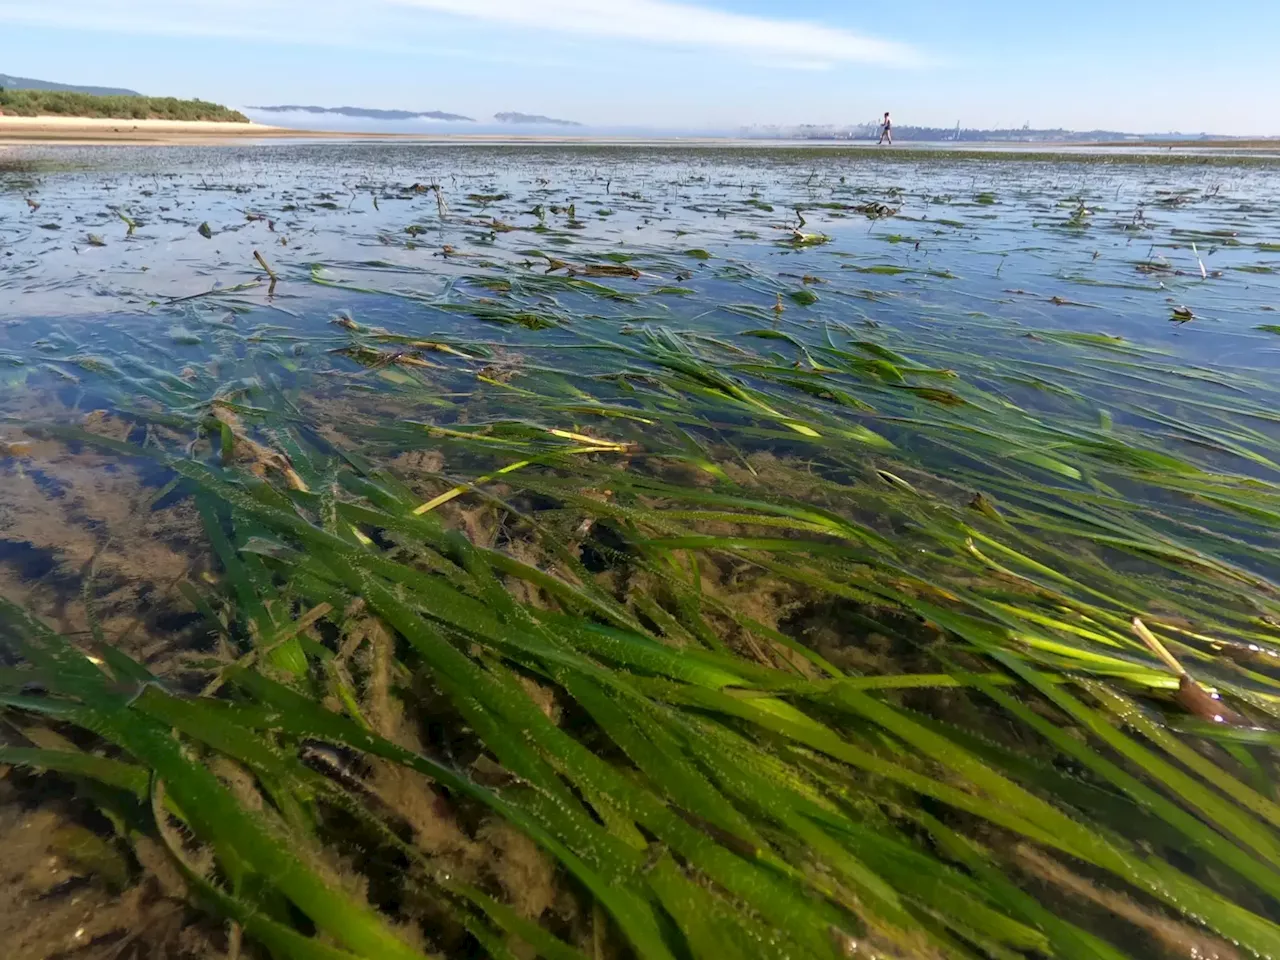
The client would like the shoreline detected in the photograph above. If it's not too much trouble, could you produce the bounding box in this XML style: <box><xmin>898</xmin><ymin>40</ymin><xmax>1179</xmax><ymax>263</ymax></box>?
<box><xmin>0</xmin><ymin>117</ymin><xmax>770</xmax><ymax>147</ymax></box>
<box><xmin>1088</xmin><ymin>138</ymin><xmax>1280</xmax><ymax>150</ymax></box>
<box><xmin>0</xmin><ymin>115</ymin><xmax>334</xmax><ymax>144</ymax></box>
<box><xmin>1</xmin><ymin>116</ymin><xmax>1277</xmax><ymax>153</ymax></box>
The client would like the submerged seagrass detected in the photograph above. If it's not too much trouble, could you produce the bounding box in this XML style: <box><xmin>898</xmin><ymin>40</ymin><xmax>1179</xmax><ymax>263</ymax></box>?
<box><xmin>1</xmin><ymin>142</ymin><xmax>1279</xmax><ymax>959</ymax></box>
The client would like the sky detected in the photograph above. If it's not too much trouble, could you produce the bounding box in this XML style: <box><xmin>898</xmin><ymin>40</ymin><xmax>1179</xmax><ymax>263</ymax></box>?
<box><xmin>1</xmin><ymin>0</ymin><xmax>1278</xmax><ymax>134</ymax></box>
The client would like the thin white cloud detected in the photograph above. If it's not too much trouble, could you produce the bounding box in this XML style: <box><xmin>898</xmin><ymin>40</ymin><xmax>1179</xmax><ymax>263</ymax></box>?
<box><xmin>754</xmin><ymin>59</ymin><xmax>836</xmax><ymax>72</ymax></box>
<box><xmin>386</xmin><ymin>0</ymin><xmax>919</xmax><ymax>66</ymax></box>
<box><xmin>0</xmin><ymin>0</ymin><xmax>920</xmax><ymax>67</ymax></box>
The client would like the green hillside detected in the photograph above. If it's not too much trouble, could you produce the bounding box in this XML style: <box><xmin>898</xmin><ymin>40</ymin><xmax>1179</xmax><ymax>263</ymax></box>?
<box><xmin>0</xmin><ymin>88</ymin><xmax>248</xmax><ymax>122</ymax></box>
<box><xmin>0</xmin><ymin>72</ymin><xmax>141</xmax><ymax>96</ymax></box>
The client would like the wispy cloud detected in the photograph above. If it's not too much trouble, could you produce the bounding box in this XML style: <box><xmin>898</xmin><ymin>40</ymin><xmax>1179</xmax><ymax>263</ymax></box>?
<box><xmin>387</xmin><ymin>0</ymin><xmax>919</xmax><ymax>66</ymax></box>
<box><xmin>0</xmin><ymin>0</ymin><xmax>921</xmax><ymax>67</ymax></box>
<box><xmin>753</xmin><ymin>59</ymin><xmax>837</xmax><ymax>73</ymax></box>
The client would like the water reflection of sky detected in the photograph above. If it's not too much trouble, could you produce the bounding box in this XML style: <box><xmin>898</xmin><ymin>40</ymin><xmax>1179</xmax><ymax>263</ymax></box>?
<box><xmin>2</xmin><ymin>143</ymin><xmax>1278</xmax><ymax>588</ymax></box>
<box><xmin>2</xmin><ymin>143</ymin><xmax>1277</xmax><ymax>374</ymax></box>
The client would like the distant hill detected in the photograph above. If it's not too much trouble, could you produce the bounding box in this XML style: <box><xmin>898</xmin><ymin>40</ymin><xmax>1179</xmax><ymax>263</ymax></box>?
<box><xmin>495</xmin><ymin>112</ymin><xmax>582</xmax><ymax>127</ymax></box>
<box><xmin>741</xmin><ymin>121</ymin><xmax>1223</xmax><ymax>143</ymax></box>
<box><xmin>843</xmin><ymin>124</ymin><xmax>1169</xmax><ymax>143</ymax></box>
<box><xmin>0</xmin><ymin>73</ymin><xmax>141</xmax><ymax>97</ymax></box>
<box><xmin>245</xmin><ymin>105</ymin><xmax>585</xmax><ymax>128</ymax></box>
<box><xmin>0</xmin><ymin>88</ymin><xmax>248</xmax><ymax>123</ymax></box>
<box><xmin>249</xmin><ymin>105</ymin><xmax>474</xmax><ymax>122</ymax></box>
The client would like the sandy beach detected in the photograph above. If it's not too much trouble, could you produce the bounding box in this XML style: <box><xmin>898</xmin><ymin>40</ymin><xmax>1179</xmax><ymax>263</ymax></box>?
<box><xmin>4</xmin><ymin>116</ymin><xmax>1277</xmax><ymax>153</ymax></box>
<box><xmin>0</xmin><ymin>115</ymin><xmax>732</xmax><ymax>146</ymax></box>
<box><xmin>0</xmin><ymin>115</ymin><xmax>328</xmax><ymax>144</ymax></box>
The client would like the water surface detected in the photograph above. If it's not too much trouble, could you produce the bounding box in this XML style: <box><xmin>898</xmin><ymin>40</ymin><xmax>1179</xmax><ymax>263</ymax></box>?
<box><xmin>2</xmin><ymin>143</ymin><xmax>1280</xmax><ymax>960</ymax></box>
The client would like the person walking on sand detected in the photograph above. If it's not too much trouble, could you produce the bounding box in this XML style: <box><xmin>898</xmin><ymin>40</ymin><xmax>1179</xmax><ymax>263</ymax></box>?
<box><xmin>879</xmin><ymin>112</ymin><xmax>893</xmax><ymax>145</ymax></box>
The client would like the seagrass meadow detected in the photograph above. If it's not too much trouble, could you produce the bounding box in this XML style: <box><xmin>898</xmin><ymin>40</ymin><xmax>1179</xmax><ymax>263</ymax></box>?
<box><xmin>1</xmin><ymin>142</ymin><xmax>1280</xmax><ymax>960</ymax></box>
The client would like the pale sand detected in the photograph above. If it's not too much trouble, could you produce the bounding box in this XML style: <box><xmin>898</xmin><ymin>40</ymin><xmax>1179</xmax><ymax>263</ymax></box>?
<box><xmin>0</xmin><ymin>115</ymin><xmax>329</xmax><ymax>145</ymax></box>
<box><xmin>0</xmin><ymin>115</ymin><xmax>708</xmax><ymax>146</ymax></box>
<box><xmin>7</xmin><ymin>118</ymin><xmax>1273</xmax><ymax>152</ymax></box>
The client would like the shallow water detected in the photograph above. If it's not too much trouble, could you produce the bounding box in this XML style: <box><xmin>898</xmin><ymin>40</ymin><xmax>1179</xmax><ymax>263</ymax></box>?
<box><xmin>3</xmin><ymin>142</ymin><xmax>1277</xmax><ymax>339</ymax></box>
<box><xmin>3</xmin><ymin>143</ymin><xmax>1280</xmax><ymax>959</ymax></box>
<box><xmin>3</xmin><ymin>142</ymin><xmax>1280</xmax><ymax>664</ymax></box>
<box><xmin>4</xmin><ymin>143</ymin><xmax>1279</xmax><ymax>541</ymax></box>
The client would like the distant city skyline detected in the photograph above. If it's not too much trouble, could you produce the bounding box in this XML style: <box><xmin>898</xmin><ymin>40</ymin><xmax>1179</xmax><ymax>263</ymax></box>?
<box><xmin>1</xmin><ymin>0</ymin><xmax>1277</xmax><ymax>135</ymax></box>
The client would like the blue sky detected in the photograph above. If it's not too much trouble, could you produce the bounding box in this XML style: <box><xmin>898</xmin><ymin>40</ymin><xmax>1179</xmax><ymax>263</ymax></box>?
<box><xmin>1</xmin><ymin>0</ymin><xmax>1277</xmax><ymax>133</ymax></box>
